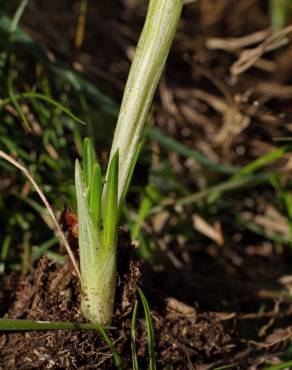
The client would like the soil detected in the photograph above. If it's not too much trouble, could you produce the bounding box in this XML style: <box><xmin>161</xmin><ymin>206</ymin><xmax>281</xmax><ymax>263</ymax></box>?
<box><xmin>0</xmin><ymin>245</ymin><xmax>238</xmax><ymax>369</ymax></box>
<box><xmin>1</xmin><ymin>0</ymin><xmax>292</xmax><ymax>369</ymax></box>
<box><xmin>0</xmin><ymin>235</ymin><xmax>292</xmax><ymax>369</ymax></box>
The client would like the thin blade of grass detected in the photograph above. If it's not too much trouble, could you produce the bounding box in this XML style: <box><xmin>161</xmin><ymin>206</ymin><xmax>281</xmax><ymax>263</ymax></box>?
<box><xmin>75</xmin><ymin>0</ymin><xmax>88</xmax><ymax>48</ymax></box>
<box><xmin>150</xmin><ymin>172</ymin><xmax>274</xmax><ymax>215</ymax></box>
<box><xmin>0</xmin><ymin>16</ymin><xmax>119</xmax><ymax>116</ymax></box>
<box><xmin>178</xmin><ymin>173</ymin><xmax>274</xmax><ymax>206</ymax></box>
<box><xmin>137</xmin><ymin>286</ymin><xmax>156</xmax><ymax>370</ymax></box>
<box><xmin>236</xmin><ymin>214</ymin><xmax>291</xmax><ymax>245</ymax></box>
<box><xmin>131</xmin><ymin>185</ymin><xmax>161</xmax><ymax>241</ymax></box>
<box><xmin>0</xmin><ymin>318</ymin><xmax>113</xmax><ymax>331</ymax></box>
<box><xmin>148</xmin><ymin>127</ymin><xmax>237</xmax><ymax>175</ymax></box>
<box><xmin>213</xmin><ymin>365</ymin><xmax>234</xmax><ymax>370</ymax></box>
<box><xmin>0</xmin><ymin>235</ymin><xmax>11</xmax><ymax>261</ymax></box>
<box><xmin>52</xmin><ymin>64</ymin><xmax>119</xmax><ymax>117</ymax></box>
<box><xmin>203</xmin><ymin>145</ymin><xmax>291</xmax><ymax>204</ymax></box>
<box><xmin>32</xmin><ymin>237</ymin><xmax>59</xmax><ymax>259</ymax></box>
<box><xmin>10</xmin><ymin>0</ymin><xmax>30</xmax><ymax>33</ymax></box>
<box><xmin>131</xmin><ymin>300</ymin><xmax>139</xmax><ymax>370</ymax></box>
<box><xmin>232</xmin><ymin>144</ymin><xmax>292</xmax><ymax>180</ymax></box>
<box><xmin>262</xmin><ymin>360</ymin><xmax>292</xmax><ymax>370</ymax></box>
<box><xmin>94</xmin><ymin>324</ymin><xmax>123</xmax><ymax>370</ymax></box>
<box><xmin>7</xmin><ymin>58</ymin><xmax>31</xmax><ymax>131</ymax></box>
<box><xmin>0</xmin><ymin>92</ymin><xmax>86</xmax><ymax>125</ymax></box>
<box><xmin>0</xmin><ymin>0</ymin><xmax>29</xmax><ymax>74</ymax></box>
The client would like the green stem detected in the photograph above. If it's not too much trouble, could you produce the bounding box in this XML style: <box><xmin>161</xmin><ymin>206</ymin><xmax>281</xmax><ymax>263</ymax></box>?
<box><xmin>105</xmin><ymin>0</ymin><xmax>184</xmax><ymax>206</ymax></box>
<box><xmin>75</xmin><ymin>0</ymin><xmax>183</xmax><ymax>325</ymax></box>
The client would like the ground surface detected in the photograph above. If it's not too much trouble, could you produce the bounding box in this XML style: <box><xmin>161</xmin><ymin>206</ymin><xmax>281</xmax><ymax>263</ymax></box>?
<box><xmin>1</xmin><ymin>0</ymin><xmax>292</xmax><ymax>369</ymax></box>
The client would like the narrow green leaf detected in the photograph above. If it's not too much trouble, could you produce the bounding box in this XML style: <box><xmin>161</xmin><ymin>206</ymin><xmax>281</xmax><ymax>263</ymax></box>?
<box><xmin>0</xmin><ymin>0</ymin><xmax>29</xmax><ymax>75</ymax></box>
<box><xmin>232</xmin><ymin>145</ymin><xmax>292</xmax><ymax>180</ymax></box>
<box><xmin>103</xmin><ymin>150</ymin><xmax>119</xmax><ymax>253</ymax></box>
<box><xmin>137</xmin><ymin>286</ymin><xmax>156</xmax><ymax>370</ymax></box>
<box><xmin>0</xmin><ymin>318</ymin><xmax>113</xmax><ymax>331</ymax></box>
<box><xmin>0</xmin><ymin>92</ymin><xmax>86</xmax><ymax>125</ymax></box>
<box><xmin>0</xmin><ymin>319</ymin><xmax>121</xmax><ymax>369</ymax></box>
<box><xmin>10</xmin><ymin>0</ymin><xmax>30</xmax><ymax>33</ymax></box>
<box><xmin>149</xmin><ymin>128</ymin><xmax>236</xmax><ymax>175</ymax></box>
<box><xmin>263</xmin><ymin>361</ymin><xmax>292</xmax><ymax>370</ymax></box>
<box><xmin>213</xmin><ymin>365</ymin><xmax>234</xmax><ymax>370</ymax></box>
<box><xmin>131</xmin><ymin>300</ymin><xmax>139</xmax><ymax>370</ymax></box>
<box><xmin>32</xmin><ymin>237</ymin><xmax>59</xmax><ymax>259</ymax></box>
<box><xmin>96</xmin><ymin>324</ymin><xmax>123</xmax><ymax>370</ymax></box>
<box><xmin>7</xmin><ymin>57</ymin><xmax>31</xmax><ymax>131</ymax></box>
<box><xmin>90</xmin><ymin>162</ymin><xmax>102</xmax><ymax>229</ymax></box>
<box><xmin>1</xmin><ymin>235</ymin><xmax>11</xmax><ymax>261</ymax></box>
<box><xmin>83</xmin><ymin>138</ymin><xmax>95</xmax><ymax>187</ymax></box>
<box><xmin>155</xmin><ymin>173</ymin><xmax>274</xmax><ymax>211</ymax></box>
<box><xmin>132</xmin><ymin>185</ymin><xmax>160</xmax><ymax>241</ymax></box>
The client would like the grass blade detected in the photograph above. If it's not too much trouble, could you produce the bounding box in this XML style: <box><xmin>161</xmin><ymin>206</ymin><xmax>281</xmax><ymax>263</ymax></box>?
<box><xmin>149</xmin><ymin>127</ymin><xmax>237</xmax><ymax>174</ymax></box>
<box><xmin>150</xmin><ymin>173</ymin><xmax>274</xmax><ymax>215</ymax></box>
<box><xmin>10</xmin><ymin>0</ymin><xmax>30</xmax><ymax>33</ymax></box>
<box><xmin>7</xmin><ymin>57</ymin><xmax>30</xmax><ymax>131</ymax></box>
<box><xmin>137</xmin><ymin>286</ymin><xmax>156</xmax><ymax>370</ymax></box>
<box><xmin>131</xmin><ymin>185</ymin><xmax>161</xmax><ymax>241</ymax></box>
<box><xmin>0</xmin><ymin>319</ymin><xmax>121</xmax><ymax>369</ymax></box>
<box><xmin>0</xmin><ymin>318</ymin><xmax>113</xmax><ymax>331</ymax></box>
<box><xmin>232</xmin><ymin>144</ymin><xmax>292</xmax><ymax>180</ymax></box>
<box><xmin>0</xmin><ymin>0</ymin><xmax>29</xmax><ymax>74</ymax></box>
<box><xmin>0</xmin><ymin>235</ymin><xmax>11</xmax><ymax>261</ymax></box>
<box><xmin>0</xmin><ymin>92</ymin><xmax>86</xmax><ymax>125</ymax></box>
<box><xmin>95</xmin><ymin>323</ymin><xmax>123</xmax><ymax>370</ymax></box>
<box><xmin>75</xmin><ymin>0</ymin><xmax>88</xmax><ymax>48</ymax></box>
<box><xmin>131</xmin><ymin>300</ymin><xmax>139</xmax><ymax>370</ymax></box>
<box><xmin>263</xmin><ymin>361</ymin><xmax>292</xmax><ymax>370</ymax></box>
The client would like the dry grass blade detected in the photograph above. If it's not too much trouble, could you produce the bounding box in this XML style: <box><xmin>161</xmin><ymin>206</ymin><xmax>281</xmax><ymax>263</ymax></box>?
<box><xmin>0</xmin><ymin>149</ymin><xmax>81</xmax><ymax>280</ymax></box>
<box><xmin>192</xmin><ymin>214</ymin><xmax>224</xmax><ymax>246</ymax></box>
<box><xmin>231</xmin><ymin>25</ymin><xmax>292</xmax><ymax>76</ymax></box>
<box><xmin>207</xmin><ymin>28</ymin><xmax>271</xmax><ymax>51</ymax></box>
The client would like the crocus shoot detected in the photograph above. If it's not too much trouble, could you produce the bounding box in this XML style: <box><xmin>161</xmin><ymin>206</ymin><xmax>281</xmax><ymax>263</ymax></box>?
<box><xmin>75</xmin><ymin>0</ymin><xmax>184</xmax><ymax>325</ymax></box>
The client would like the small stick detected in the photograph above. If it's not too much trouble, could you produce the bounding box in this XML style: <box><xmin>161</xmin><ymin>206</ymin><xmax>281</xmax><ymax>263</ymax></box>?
<box><xmin>0</xmin><ymin>150</ymin><xmax>81</xmax><ymax>280</ymax></box>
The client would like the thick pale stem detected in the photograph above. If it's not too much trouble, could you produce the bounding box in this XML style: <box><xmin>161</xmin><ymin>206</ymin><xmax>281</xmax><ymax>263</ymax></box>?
<box><xmin>76</xmin><ymin>160</ymin><xmax>117</xmax><ymax>325</ymax></box>
<box><xmin>106</xmin><ymin>0</ymin><xmax>183</xmax><ymax>205</ymax></box>
<box><xmin>76</xmin><ymin>0</ymin><xmax>183</xmax><ymax>325</ymax></box>
<box><xmin>81</xmin><ymin>249</ymin><xmax>117</xmax><ymax>325</ymax></box>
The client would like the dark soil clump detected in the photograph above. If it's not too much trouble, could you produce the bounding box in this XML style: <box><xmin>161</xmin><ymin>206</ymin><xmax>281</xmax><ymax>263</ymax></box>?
<box><xmin>0</xmin><ymin>251</ymin><xmax>236</xmax><ymax>369</ymax></box>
